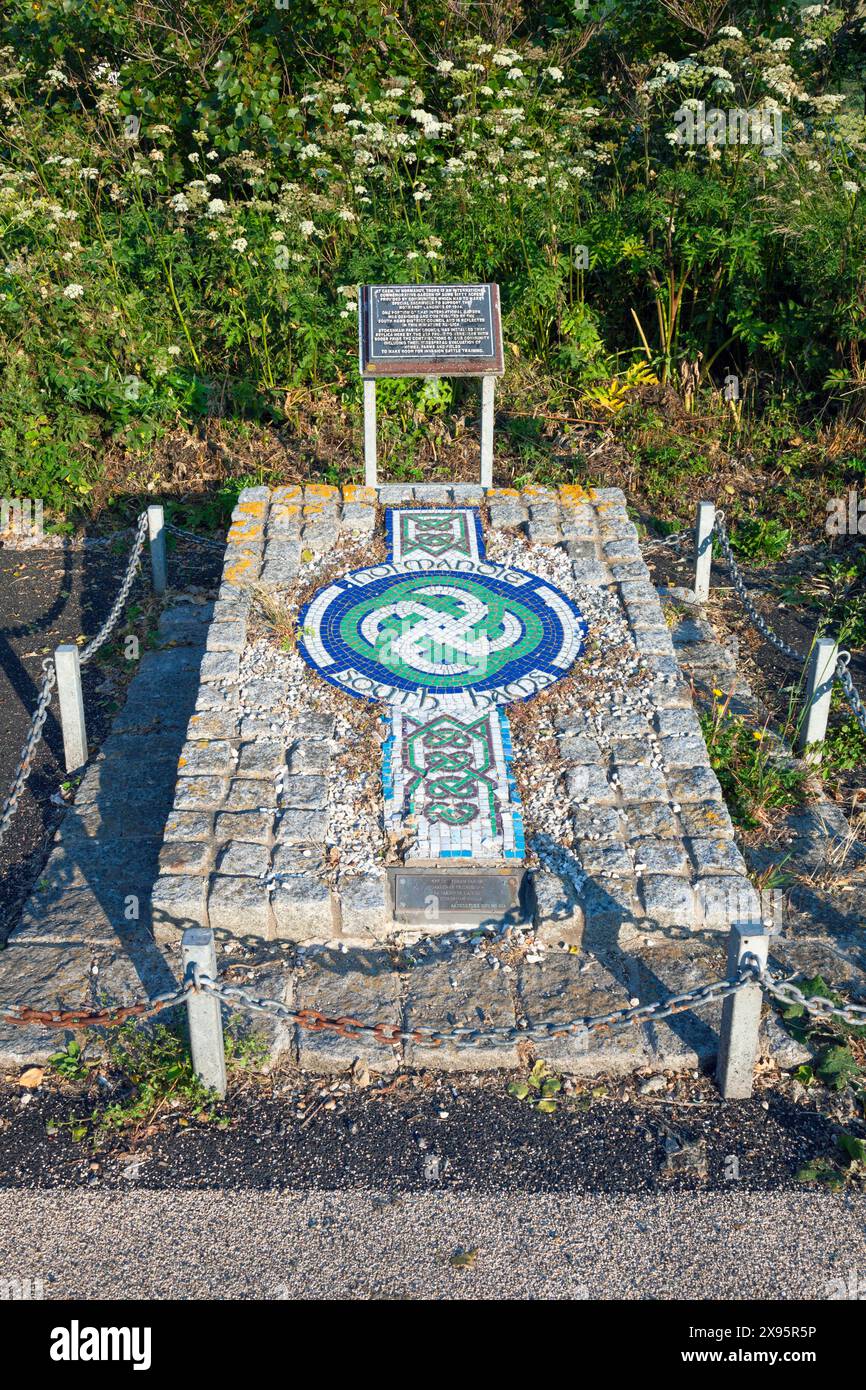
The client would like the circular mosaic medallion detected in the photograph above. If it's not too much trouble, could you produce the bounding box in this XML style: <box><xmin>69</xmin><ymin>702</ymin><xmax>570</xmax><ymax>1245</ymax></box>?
<box><xmin>298</xmin><ymin>559</ymin><xmax>587</xmax><ymax>707</ymax></box>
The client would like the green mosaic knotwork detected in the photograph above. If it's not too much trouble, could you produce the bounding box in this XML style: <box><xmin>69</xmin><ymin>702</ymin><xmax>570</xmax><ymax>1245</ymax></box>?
<box><xmin>405</xmin><ymin>713</ymin><xmax>498</xmax><ymax>827</ymax></box>
<box><xmin>399</xmin><ymin>510</ymin><xmax>472</xmax><ymax>559</ymax></box>
<box><xmin>338</xmin><ymin>575</ymin><xmax>545</xmax><ymax>689</ymax></box>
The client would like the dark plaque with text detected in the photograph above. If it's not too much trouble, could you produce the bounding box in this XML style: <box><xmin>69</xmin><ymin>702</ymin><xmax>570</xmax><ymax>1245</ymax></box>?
<box><xmin>359</xmin><ymin>283</ymin><xmax>504</xmax><ymax>377</ymax></box>
<box><xmin>389</xmin><ymin>866</ymin><xmax>523</xmax><ymax>926</ymax></box>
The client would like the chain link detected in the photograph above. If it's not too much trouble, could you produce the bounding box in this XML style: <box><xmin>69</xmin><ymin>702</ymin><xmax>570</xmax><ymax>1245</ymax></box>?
<box><xmin>759</xmin><ymin>971</ymin><xmax>866</xmax><ymax>1027</ymax></box>
<box><xmin>642</xmin><ymin>529</ymin><xmax>688</xmax><ymax>553</ymax></box>
<box><xmin>79</xmin><ymin>512</ymin><xmax>149</xmax><ymax>665</ymax></box>
<box><xmin>0</xmin><ymin>966</ymin><xmax>756</xmax><ymax>1040</ymax></box>
<box><xmin>0</xmin><ymin>659</ymin><xmax>57</xmax><ymax>851</ymax></box>
<box><xmin>834</xmin><ymin>651</ymin><xmax>866</xmax><ymax>738</ymax></box>
<box><xmin>712</xmin><ymin>512</ymin><xmax>805</xmax><ymax>664</ymax></box>
<box><xmin>165</xmin><ymin>523</ymin><xmax>226</xmax><ymax>553</ymax></box>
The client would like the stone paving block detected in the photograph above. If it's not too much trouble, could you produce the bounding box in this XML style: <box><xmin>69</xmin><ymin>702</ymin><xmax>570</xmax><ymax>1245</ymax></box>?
<box><xmin>414</xmin><ymin>484</ymin><xmax>451</xmax><ymax>502</ymax></box>
<box><xmin>531</xmin><ymin>869</ymin><xmax>585</xmax><ymax>947</ymax></box>
<box><xmin>194</xmin><ymin>685</ymin><xmax>239</xmax><ymax>714</ymax></box>
<box><xmin>557</xmin><ymin>733</ymin><xmax>601</xmax><ymax>763</ymax></box>
<box><xmin>163</xmin><ymin>810</ymin><xmax>212</xmax><ymax>842</ymax></box>
<box><xmin>572</xmin><ymin>806</ymin><xmax>623</xmax><ymax>840</ymax></box>
<box><xmin>272</xmin><ymin>875</ymin><xmax>334</xmax><ymax>939</ymax></box>
<box><xmin>199</xmin><ymin>651</ymin><xmax>240</xmax><ymax>684</ymax></box>
<box><xmin>659</xmin><ymin>734</ymin><xmax>709</xmax><ymax>769</ymax></box>
<box><xmin>695</xmin><ymin>875</ymin><xmax>760</xmax><ymax>929</ymax></box>
<box><xmin>224</xmin><ymin>779</ymin><xmax>278</xmax><ymax>813</ymax></box>
<box><xmin>655</xmin><ymin>708</ymin><xmax>703</xmax><ymax>738</ymax></box>
<box><xmin>640</xmin><ymin>874</ymin><xmax>697</xmax><ymax>928</ymax></box>
<box><xmin>450</xmin><ymin>484</ymin><xmax>484</xmax><ymax>504</ymax></box>
<box><xmin>275</xmin><ymin>808</ymin><xmax>328</xmax><ymax>843</ymax></box>
<box><xmin>260</xmin><ymin>541</ymin><xmax>300</xmax><ymax>585</ymax></box>
<box><xmin>295</xmin><ymin>949</ymin><xmax>401</xmax><ymax>1073</ymax></box>
<box><xmin>214</xmin><ymin>811</ymin><xmax>273</xmax><ymax>844</ymax></box>
<box><xmin>286</xmin><ymin>742</ymin><xmax>330</xmax><ymax>774</ymax></box>
<box><xmin>206</xmin><ymin>621</ymin><xmax>246</xmax><ymax>653</ymax></box>
<box><xmin>216</xmin><ymin>841</ymin><xmax>271</xmax><ymax>877</ymax></box>
<box><xmin>577</xmin><ymin>841</ymin><xmax>633</xmax><ymax>876</ymax></box>
<box><xmin>303</xmin><ymin>713</ymin><xmax>336</xmax><ymax>741</ymax></box>
<box><xmin>488</xmin><ymin>503</ymin><xmax>527</xmax><ymax>529</ymax></box>
<box><xmin>237</xmin><ymin>740</ymin><xmax>284</xmax><ymax>776</ymax></box>
<box><xmin>571</xmin><ymin>559</ymin><xmax>611</xmax><ymax>585</ymax></box>
<box><xmin>677</xmin><ymin>801</ymin><xmax>734</xmax><ymax>837</ymax></box>
<box><xmin>404</xmin><ymin>953</ymin><xmax>519</xmax><ymax>1070</ymax></box>
<box><xmin>151</xmin><ymin>874</ymin><xmax>208</xmax><ymax>938</ymax></box>
<box><xmin>177</xmin><ymin>740</ymin><xmax>233</xmax><ymax>775</ymax></box>
<box><xmin>686</xmin><ymin>837</ymin><xmax>748</xmax><ymax>875</ymax></box>
<box><xmin>186</xmin><ymin>710</ymin><xmax>238</xmax><ymax>741</ymax></box>
<box><xmin>631</xmin><ymin>837</ymin><xmax>690</xmax><ymax>875</ymax></box>
<box><xmin>208</xmin><ymin>875</ymin><xmax>270</xmax><ymax>936</ymax></box>
<box><xmin>607</xmin><ymin>736</ymin><xmax>650</xmax><ymax>765</ymax></box>
<box><xmin>612</xmin><ymin>765</ymin><xmax>669</xmax><ymax>804</ymax></box>
<box><xmin>580</xmin><ymin>880</ymin><xmax>642</xmax><ymax>938</ymax></box>
<box><xmin>175</xmin><ymin>777</ymin><xmax>228</xmax><ymax>812</ymax></box>
<box><xmin>341</xmin><ymin>503</ymin><xmax>376</xmax><ymax>534</ymax></box>
<box><xmin>338</xmin><ymin>874</ymin><xmax>388</xmax><ymax>935</ymax></box>
<box><xmin>564</xmin><ymin>765</ymin><xmax>616</xmax><ymax>804</ymax></box>
<box><xmin>282</xmin><ymin>774</ymin><xmax>327</xmax><ymax>809</ymax></box>
<box><xmin>377</xmin><ymin>485</ymin><xmax>414</xmax><ymax>503</ymax></box>
<box><xmin>666</xmin><ymin>766</ymin><xmax>724</xmax><ymax>804</ymax></box>
<box><xmin>272</xmin><ymin>844</ymin><xmax>323</xmax><ymax>874</ymax></box>
<box><xmin>158</xmin><ymin>841</ymin><xmax>212</xmax><ymax>875</ymax></box>
<box><xmin>240</xmin><ymin>677</ymin><xmax>285</xmax><ymax>711</ymax></box>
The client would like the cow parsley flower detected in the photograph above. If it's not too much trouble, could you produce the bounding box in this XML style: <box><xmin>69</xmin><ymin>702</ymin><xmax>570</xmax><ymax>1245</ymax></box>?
<box><xmin>63</xmin><ymin>283</ymin><xmax>84</xmax><ymax>299</ymax></box>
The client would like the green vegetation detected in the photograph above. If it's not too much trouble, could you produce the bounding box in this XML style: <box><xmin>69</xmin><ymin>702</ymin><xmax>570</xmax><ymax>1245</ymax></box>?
<box><xmin>699</xmin><ymin>689</ymin><xmax>807</xmax><ymax>830</ymax></box>
<box><xmin>0</xmin><ymin>1</ymin><xmax>864</xmax><ymax>531</ymax></box>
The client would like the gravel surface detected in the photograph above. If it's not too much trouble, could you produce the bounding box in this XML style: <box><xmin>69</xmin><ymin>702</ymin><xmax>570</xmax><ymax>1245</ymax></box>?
<box><xmin>1</xmin><ymin>1187</ymin><xmax>863</xmax><ymax>1300</ymax></box>
<box><xmin>0</xmin><ymin>1076</ymin><xmax>851</xmax><ymax>1193</ymax></box>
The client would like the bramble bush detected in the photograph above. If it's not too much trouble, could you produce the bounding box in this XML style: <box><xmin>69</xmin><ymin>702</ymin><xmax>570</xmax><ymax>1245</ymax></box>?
<box><xmin>0</xmin><ymin>0</ymin><xmax>864</xmax><ymax>514</ymax></box>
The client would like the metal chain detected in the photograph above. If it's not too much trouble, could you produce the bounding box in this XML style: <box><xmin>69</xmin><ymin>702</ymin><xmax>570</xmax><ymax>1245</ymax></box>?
<box><xmin>759</xmin><ymin>971</ymin><xmax>866</xmax><ymax>1027</ymax></box>
<box><xmin>79</xmin><ymin>512</ymin><xmax>149</xmax><ymax>665</ymax></box>
<box><xmin>0</xmin><ymin>967</ymin><xmax>756</xmax><ymax>1039</ymax></box>
<box><xmin>0</xmin><ymin>659</ymin><xmax>57</xmax><ymax>850</ymax></box>
<box><xmin>642</xmin><ymin>529</ymin><xmax>688</xmax><ymax>552</ymax></box>
<box><xmin>1</xmin><ymin>982</ymin><xmax>193</xmax><ymax>1031</ymax></box>
<box><xmin>165</xmin><ymin>523</ymin><xmax>225</xmax><ymax>553</ymax></box>
<box><xmin>712</xmin><ymin>512</ymin><xmax>805</xmax><ymax>664</ymax></box>
<box><xmin>187</xmin><ymin>969</ymin><xmax>755</xmax><ymax>1049</ymax></box>
<box><xmin>834</xmin><ymin>651</ymin><xmax>866</xmax><ymax>738</ymax></box>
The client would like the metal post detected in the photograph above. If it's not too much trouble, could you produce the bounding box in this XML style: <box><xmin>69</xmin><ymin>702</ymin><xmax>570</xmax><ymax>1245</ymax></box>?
<box><xmin>363</xmin><ymin>378</ymin><xmax>377</xmax><ymax>488</ymax></box>
<box><xmin>54</xmin><ymin>644</ymin><xmax>88</xmax><ymax>772</ymax></box>
<box><xmin>716</xmin><ymin>923</ymin><xmax>770</xmax><ymax>1100</ymax></box>
<box><xmin>694</xmin><ymin>501</ymin><xmax>715</xmax><ymax>602</ymax></box>
<box><xmin>147</xmin><ymin>504</ymin><xmax>166</xmax><ymax>595</ymax></box>
<box><xmin>796</xmin><ymin>637</ymin><xmax>838</xmax><ymax>761</ymax></box>
<box><xmin>182</xmin><ymin>927</ymin><xmax>226</xmax><ymax>1097</ymax></box>
<box><xmin>480</xmin><ymin>375</ymin><xmax>495</xmax><ymax>489</ymax></box>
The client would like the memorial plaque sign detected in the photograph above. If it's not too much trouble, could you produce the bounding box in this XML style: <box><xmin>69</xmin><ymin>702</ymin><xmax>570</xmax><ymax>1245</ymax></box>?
<box><xmin>389</xmin><ymin>866</ymin><xmax>524</xmax><ymax>927</ymax></box>
<box><xmin>359</xmin><ymin>283</ymin><xmax>504</xmax><ymax>377</ymax></box>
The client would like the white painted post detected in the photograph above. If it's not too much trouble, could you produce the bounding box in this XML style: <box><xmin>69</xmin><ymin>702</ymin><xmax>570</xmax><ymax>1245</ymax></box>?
<box><xmin>54</xmin><ymin>644</ymin><xmax>88</xmax><ymax>772</ymax></box>
<box><xmin>694</xmin><ymin>501</ymin><xmax>715</xmax><ymax>602</ymax></box>
<box><xmin>182</xmin><ymin>927</ymin><xmax>226</xmax><ymax>1097</ymax></box>
<box><xmin>716</xmin><ymin>923</ymin><xmax>770</xmax><ymax>1100</ymax></box>
<box><xmin>363</xmin><ymin>378</ymin><xmax>377</xmax><ymax>488</ymax></box>
<box><xmin>480</xmin><ymin>375</ymin><xmax>495</xmax><ymax>489</ymax></box>
<box><xmin>796</xmin><ymin>637</ymin><xmax>839</xmax><ymax>761</ymax></box>
<box><xmin>147</xmin><ymin>504</ymin><xmax>166</xmax><ymax>595</ymax></box>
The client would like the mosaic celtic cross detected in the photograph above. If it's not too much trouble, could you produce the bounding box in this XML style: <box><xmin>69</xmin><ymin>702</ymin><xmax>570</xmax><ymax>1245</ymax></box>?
<box><xmin>298</xmin><ymin>508</ymin><xmax>586</xmax><ymax>863</ymax></box>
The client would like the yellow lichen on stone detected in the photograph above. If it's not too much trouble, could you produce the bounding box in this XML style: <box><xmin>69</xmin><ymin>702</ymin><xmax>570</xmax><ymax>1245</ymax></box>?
<box><xmin>237</xmin><ymin>499</ymin><xmax>266</xmax><ymax>518</ymax></box>
<box><xmin>343</xmin><ymin>484</ymin><xmax>377</xmax><ymax>505</ymax></box>
<box><xmin>559</xmin><ymin>484</ymin><xmax>597</xmax><ymax>506</ymax></box>
<box><xmin>272</xmin><ymin>485</ymin><xmax>303</xmax><ymax>504</ymax></box>
<box><xmin>486</xmin><ymin>487</ymin><xmax>519</xmax><ymax>501</ymax></box>
<box><xmin>305</xmin><ymin>483</ymin><xmax>339</xmax><ymax>502</ymax></box>
<box><xmin>224</xmin><ymin>553</ymin><xmax>255</xmax><ymax>586</ymax></box>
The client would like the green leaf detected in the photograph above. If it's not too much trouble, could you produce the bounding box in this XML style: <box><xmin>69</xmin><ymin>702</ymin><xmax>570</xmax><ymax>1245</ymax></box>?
<box><xmin>837</xmin><ymin>1132</ymin><xmax>866</xmax><ymax>1165</ymax></box>
<box><xmin>817</xmin><ymin>1045</ymin><xmax>860</xmax><ymax>1092</ymax></box>
<box><xmin>537</xmin><ymin>1098</ymin><xmax>558</xmax><ymax>1114</ymax></box>
<box><xmin>508</xmin><ymin>1082</ymin><xmax>530</xmax><ymax>1100</ymax></box>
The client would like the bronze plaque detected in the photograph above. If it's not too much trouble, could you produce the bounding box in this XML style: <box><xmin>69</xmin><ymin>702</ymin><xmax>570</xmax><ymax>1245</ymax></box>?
<box><xmin>359</xmin><ymin>283</ymin><xmax>504</xmax><ymax>377</ymax></box>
